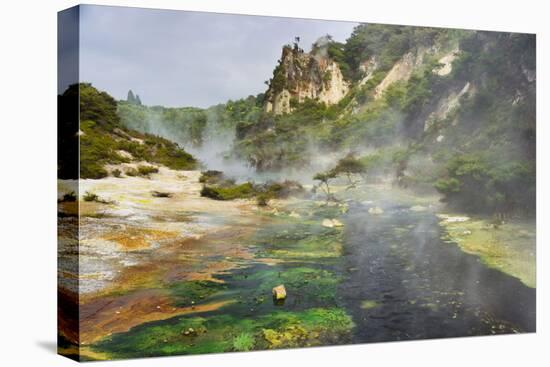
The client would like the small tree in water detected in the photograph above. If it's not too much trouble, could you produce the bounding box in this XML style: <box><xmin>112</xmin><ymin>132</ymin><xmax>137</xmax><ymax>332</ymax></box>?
<box><xmin>313</xmin><ymin>169</ymin><xmax>338</xmax><ymax>203</ymax></box>
<box><xmin>332</xmin><ymin>153</ymin><xmax>367</xmax><ymax>189</ymax></box>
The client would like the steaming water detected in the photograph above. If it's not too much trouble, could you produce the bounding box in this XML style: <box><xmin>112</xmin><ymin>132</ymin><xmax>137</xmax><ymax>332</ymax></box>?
<box><xmin>339</xmin><ymin>200</ymin><xmax>535</xmax><ymax>341</ymax></box>
<box><xmin>180</xmin><ymin>196</ymin><xmax>535</xmax><ymax>342</ymax></box>
<box><xmin>80</xmin><ymin>182</ymin><xmax>535</xmax><ymax>357</ymax></box>
<box><xmin>184</xmin><ymin>126</ymin><xmax>535</xmax><ymax>337</ymax></box>
<box><xmin>189</xmin><ymin>142</ymin><xmax>349</xmax><ymax>185</ymax></box>
<box><xmin>87</xmin><ymin>109</ymin><xmax>537</xmax><ymax>344</ymax></box>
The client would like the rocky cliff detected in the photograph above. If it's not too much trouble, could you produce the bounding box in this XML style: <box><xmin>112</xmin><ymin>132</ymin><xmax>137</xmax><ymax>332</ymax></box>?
<box><xmin>264</xmin><ymin>40</ymin><xmax>349</xmax><ymax>115</ymax></box>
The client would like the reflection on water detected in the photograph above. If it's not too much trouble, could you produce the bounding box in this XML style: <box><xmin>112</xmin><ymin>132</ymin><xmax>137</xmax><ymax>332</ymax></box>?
<box><xmin>339</xmin><ymin>201</ymin><xmax>535</xmax><ymax>342</ymax></box>
<box><xmin>159</xmin><ymin>198</ymin><xmax>535</xmax><ymax>344</ymax></box>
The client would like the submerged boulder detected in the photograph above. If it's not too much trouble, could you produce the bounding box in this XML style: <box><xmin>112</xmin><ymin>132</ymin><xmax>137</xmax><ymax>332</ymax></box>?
<box><xmin>368</xmin><ymin>206</ymin><xmax>384</xmax><ymax>215</ymax></box>
<box><xmin>322</xmin><ymin>219</ymin><xmax>334</xmax><ymax>228</ymax></box>
<box><xmin>331</xmin><ymin>219</ymin><xmax>344</xmax><ymax>227</ymax></box>
<box><xmin>437</xmin><ymin>214</ymin><xmax>470</xmax><ymax>223</ymax></box>
<box><xmin>322</xmin><ymin>218</ymin><xmax>344</xmax><ymax>228</ymax></box>
<box><xmin>272</xmin><ymin>285</ymin><xmax>287</xmax><ymax>300</ymax></box>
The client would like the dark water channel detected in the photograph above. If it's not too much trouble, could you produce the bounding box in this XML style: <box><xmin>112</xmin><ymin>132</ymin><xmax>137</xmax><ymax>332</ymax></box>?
<box><xmin>339</xmin><ymin>201</ymin><xmax>536</xmax><ymax>342</ymax></box>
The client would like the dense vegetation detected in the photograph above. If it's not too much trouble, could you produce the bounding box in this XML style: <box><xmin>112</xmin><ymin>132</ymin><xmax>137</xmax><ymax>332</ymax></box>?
<box><xmin>117</xmin><ymin>102</ymin><xmax>208</xmax><ymax>147</ymax></box>
<box><xmin>427</xmin><ymin>33</ymin><xmax>536</xmax><ymax>215</ymax></box>
<box><xmin>77</xmin><ymin>83</ymin><xmax>197</xmax><ymax>179</ymax></box>
<box><xmin>118</xmin><ymin>94</ymin><xmax>264</xmax><ymax>148</ymax></box>
<box><xmin>342</xmin><ymin>24</ymin><xmax>462</xmax><ymax>80</ymax></box>
<box><xmin>113</xmin><ymin>25</ymin><xmax>535</xmax><ymax>217</ymax></box>
<box><xmin>236</xmin><ymin>29</ymin><xmax>535</xmax><ymax>216</ymax></box>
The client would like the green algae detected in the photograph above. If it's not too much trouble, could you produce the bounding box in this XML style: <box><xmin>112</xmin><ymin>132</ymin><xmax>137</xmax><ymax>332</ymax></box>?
<box><xmin>439</xmin><ymin>216</ymin><xmax>536</xmax><ymax>288</ymax></box>
<box><xmin>91</xmin><ymin>207</ymin><xmax>353</xmax><ymax>359</ymax></box>
<box><xmin>360</xmin><ymin>300</ymin><xmax>380</xmax><ymax>310</ymax></box>
<box><xmin>89</xmin><ymin>195</ymin><xmax>356</xmax><ymax>360</ymax></box>
<box><xmin>232</xmin><ymin>332</ymin><xmax>255</xmax><ymax>351</ymax></box>
<box><xmin>238</xmin><ymin>266</ymin><xmax>342</xmax><ymax>304</ymax></box>
<box><xmin>255</xmin><ymin>222</ymin><xmax>343</xmax><ymax>260</ymax></box>
<box><xmin>93</xmin><ymin>308</ymin><xmax>354</xmax><ymax>358</ymax></box>
<box><xmin>168</xmin><ymin>280</ymin><xmax>227</xmax><ymax>307</ymax></box>
<box><xmin>201</xmin><ymin>182</ymin><xmax>256</xmax><ymax>200</ymax></box>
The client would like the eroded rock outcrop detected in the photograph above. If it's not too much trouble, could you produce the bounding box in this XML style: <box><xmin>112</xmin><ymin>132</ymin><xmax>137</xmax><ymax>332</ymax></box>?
<box><xmin>264</xmin><ymin>41</ymin><xmax>349</xmax><ymax>115</ymax></box>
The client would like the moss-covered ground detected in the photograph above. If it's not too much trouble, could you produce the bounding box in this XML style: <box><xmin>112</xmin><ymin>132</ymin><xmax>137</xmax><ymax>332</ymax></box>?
<box><xmin>94</xmin><ymin>307</ymin><xmax>353</xmax><ymax>358</ymax></box>
<box><xmin>439</xmin><ymin>216</ymin><xmax>535</xmax><ymax>288</ymax></box>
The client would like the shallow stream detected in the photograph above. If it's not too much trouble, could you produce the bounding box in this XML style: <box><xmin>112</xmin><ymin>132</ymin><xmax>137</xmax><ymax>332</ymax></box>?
<box><xmin>74</xmin><ymin>184</ymin><xmax>535</xmax><ymax>359</ymax></box>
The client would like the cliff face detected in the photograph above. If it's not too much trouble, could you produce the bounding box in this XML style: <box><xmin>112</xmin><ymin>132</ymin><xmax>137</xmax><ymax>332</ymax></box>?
<box><xmin>264</xmin><ymin>44</ymin><xmax>349</xmax><ymax>115</ymax></box>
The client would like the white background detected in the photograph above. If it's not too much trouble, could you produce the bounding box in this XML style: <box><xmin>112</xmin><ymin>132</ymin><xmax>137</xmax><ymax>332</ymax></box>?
<box><xmin>0</xmin><ymin>0</ymin><xmax>548</xmax><ymax>365</ymax></box>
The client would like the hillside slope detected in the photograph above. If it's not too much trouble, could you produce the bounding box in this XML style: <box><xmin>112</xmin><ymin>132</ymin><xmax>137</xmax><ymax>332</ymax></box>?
<box><xmin>73</xmin><ymin>83</ymin><xmax>197</xmax><ymax>179</ymax></box>
<box><xmin>234</xmin><ymin>27</ymin><xmax>536</xmax><ymax>215</ymax></box>
<box><xmin>115</xmin><ymin>25</ymin><xmax>535</xmax><ymax>216</ymax></box>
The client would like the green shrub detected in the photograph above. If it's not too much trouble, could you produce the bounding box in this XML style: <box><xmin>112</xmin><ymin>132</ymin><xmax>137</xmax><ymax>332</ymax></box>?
<box><xmin>434</xmin><ymin>177</ymin><xmax>461</xmax><ymax>193</ymax></box>
<box><xmin>125</xmin><ymin>168</ymin><xmax>138</xmax><ymax>177</ymax></box>
<box><xmin>112</xmin><ymin>168</ymin><xmax>122</xmax><ymax>178</ymax></box>
<box><xmin>123</xmin><ymin>165</ymin><xmax>159</xmax><ymax>178</ymax></box>
<box><xmin>151</xmin><ymin>190</ymin><xmax>172</xmax><ymax>198</ymax></box>
<box><xmin>199</xmin><ymin>173</ymin><xmax>304</xmax><ymax>204</ymax></box>
<box><xmin>200</xmin><ymin>182</ymin><xmax>255</xmax><ymax>200</ymax></box>
<box><xmin>261</xmin><ymin>180</ymin><xmax>304</xmax><ymax>199</ymax></box>
<box><xmin>82</xmin><ymin>191</ymin><xmax>99</xmax><ymax>202</ymax></box>
<box><xmin>82</xmin><ymin>191</ymin><xmax>113</xmax><ymax>204</ymax></box>
<box><xmin>137</xmin><ymin>165</ymin><xmax>159</xmax><ymax>177</ymax></box>
<box><xmin>199</xmin><ymin>170</ymin><xmax>224</xmax><ymax>184</ymax></box>
<box><xmin>256</xmin><ymin>193</ymin><xmax>271</xmax><ymax>207</ymax></box>
<box><xmin>80</xmin><ymin>160</ymin><xmax>108</xmax><ymax>179</ymax></box>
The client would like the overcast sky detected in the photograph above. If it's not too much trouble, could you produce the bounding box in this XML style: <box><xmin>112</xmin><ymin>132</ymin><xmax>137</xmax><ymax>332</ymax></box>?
<box><xmin>79</xmin><ymin>5</ymin><xmax>358</xmax><ymax>108</ymax></box>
